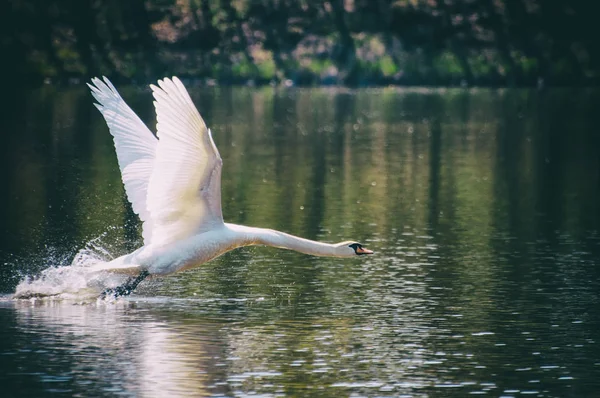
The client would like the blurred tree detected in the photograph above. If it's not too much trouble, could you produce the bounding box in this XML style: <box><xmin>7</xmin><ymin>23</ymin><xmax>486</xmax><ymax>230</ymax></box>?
<box><xmin>329</xmin><ymin>0</ymin><xmax>357</xmax><ymax>84</ymax></box>
<box><xmin>2</xmin><ymin>0</ymin><xmax>600</xmax><ymax>86</ymax></box>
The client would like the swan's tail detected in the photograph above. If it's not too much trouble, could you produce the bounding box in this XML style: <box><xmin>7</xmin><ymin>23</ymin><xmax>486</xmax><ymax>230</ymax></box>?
<box><xmin>85</xmin><ymin>256</ymin><xmax>144</xmax><ymax>277</ymax></box>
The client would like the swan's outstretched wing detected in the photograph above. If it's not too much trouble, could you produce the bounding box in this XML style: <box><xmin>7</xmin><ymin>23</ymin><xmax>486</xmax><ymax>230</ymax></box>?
<box><xmin>146</xmin><ymin>77</ymin><xmax>223</xmax><ymax>247</ymax></box>
<box><xmin>88</xmin><ymin>77</ymin><xmax>158</xmax><ymax>243</ymax></box>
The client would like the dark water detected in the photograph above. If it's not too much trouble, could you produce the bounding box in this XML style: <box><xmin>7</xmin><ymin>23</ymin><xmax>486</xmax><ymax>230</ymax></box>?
<box><xmin>1</xmin><ymin>86</ymin><xmax>600</xmax><ymax>397</ymax></box>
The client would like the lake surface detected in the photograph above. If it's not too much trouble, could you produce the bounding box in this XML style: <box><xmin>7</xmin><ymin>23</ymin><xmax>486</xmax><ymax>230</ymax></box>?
<box><xmin>1</xmin><ymin>85</ymin><xmax>600</xmax><ymax>397</ymax></box>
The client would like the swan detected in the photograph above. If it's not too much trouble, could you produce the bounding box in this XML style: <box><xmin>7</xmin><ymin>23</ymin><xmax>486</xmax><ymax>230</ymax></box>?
<box><xmin>87</xmin><ymin>76</ymin><xmax>373</xmax><ymax>296</ymax></box>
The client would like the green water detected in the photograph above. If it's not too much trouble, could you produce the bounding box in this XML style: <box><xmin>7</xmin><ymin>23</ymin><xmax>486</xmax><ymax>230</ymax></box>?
<box><xmin>1</xmin><ymin>86</ymin><xmax>599</xmax><ymax>397</ymax></box>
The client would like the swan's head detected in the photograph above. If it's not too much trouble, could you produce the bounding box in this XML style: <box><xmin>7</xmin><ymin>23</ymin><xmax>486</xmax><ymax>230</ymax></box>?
<box><xmin>336</xmin><ymin>241</ymin><xmax>374</xmax><ymax>257</ymax></box>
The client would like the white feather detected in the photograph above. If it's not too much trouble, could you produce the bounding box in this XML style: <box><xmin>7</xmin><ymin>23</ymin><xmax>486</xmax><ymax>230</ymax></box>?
<box><xmin>87</xmin><ymin>77</ymin><xmax>157</xmax><ymax>243</ymax></box>
<box><xmin>146</xmin><ymin>77</ymin><xmax>223</xmax><ymax>247</ymax></box>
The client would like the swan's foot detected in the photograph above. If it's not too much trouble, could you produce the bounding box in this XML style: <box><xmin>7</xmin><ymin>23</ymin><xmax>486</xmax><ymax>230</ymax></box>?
<box><xmin>101</xmin><ymin>270</ymin><xmax>150</xmax><ymax>299</ymax></box>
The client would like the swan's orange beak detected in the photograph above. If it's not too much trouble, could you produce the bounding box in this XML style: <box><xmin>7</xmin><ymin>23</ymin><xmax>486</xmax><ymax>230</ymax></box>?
<box><xmin>357</xmin><ymin>247</ymin><xmax>374</xmax><ymax>255</ymax></box>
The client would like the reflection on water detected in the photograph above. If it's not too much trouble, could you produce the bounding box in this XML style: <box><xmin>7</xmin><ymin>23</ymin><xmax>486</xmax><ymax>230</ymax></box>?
<box><xmin>1</xmin><ymin>87</ymin><xmax>600</xmax><ymax>396</ymax></box>
<box><xmin>0</xmin><ymin>299</ymin><xmax>220</xmax><ymax>396</ymax></box>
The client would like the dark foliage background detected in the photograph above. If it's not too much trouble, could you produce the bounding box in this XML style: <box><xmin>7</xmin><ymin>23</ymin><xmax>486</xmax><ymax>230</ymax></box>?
<box><xmin>3</xmin><ymin>0</ymin><xmax>598</xmax><ymax>86</ymax></box>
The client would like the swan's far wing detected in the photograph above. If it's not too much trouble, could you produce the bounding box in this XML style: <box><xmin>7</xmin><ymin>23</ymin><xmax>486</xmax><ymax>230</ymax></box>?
<box><xmin>88</xmin><ymin>77</ymin><xmax>157</xmax><ymax>243</ymax></box>
<box><xmin>146</xmin><ymin>77</ymin><xmax>223</xmax><ymax>247</ymax></box>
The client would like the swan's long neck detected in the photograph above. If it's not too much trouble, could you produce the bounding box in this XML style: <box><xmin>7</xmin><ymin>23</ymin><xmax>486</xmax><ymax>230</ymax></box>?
<box><xmin>227</xmin><ymin>224</ymin><xmax>340</xmax><ymax>257</ymax></box>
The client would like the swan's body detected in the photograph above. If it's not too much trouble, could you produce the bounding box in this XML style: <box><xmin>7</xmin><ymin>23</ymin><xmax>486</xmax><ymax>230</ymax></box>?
<box><xmin>87</xmin><ymin>77</ymin><xmax>372</xmax><ymax>285</ymax></box>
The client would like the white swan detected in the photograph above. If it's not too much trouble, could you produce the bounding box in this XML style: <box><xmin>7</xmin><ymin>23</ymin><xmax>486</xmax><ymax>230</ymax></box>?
<box><xmin>87</xmin><ymin>77</ymin><xmax>373</xmax><ymax>294</ymax></box>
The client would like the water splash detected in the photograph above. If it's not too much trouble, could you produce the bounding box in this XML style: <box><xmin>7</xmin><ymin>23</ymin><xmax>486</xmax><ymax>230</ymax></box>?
<box><xmin>13</xmin><ymin>232</ymin><xmax>130</xmax><ymax>300</ymax></box>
